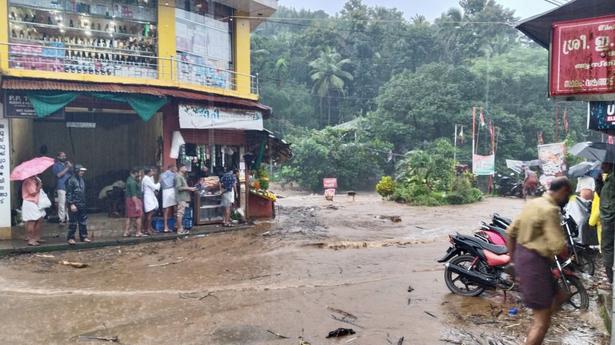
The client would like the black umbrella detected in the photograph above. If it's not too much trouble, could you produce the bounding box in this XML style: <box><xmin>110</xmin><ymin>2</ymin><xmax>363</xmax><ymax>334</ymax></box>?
<box><xmin>570</xmin><ymin>142</ymin><xmax>615</xmax><ymax>162</ymax></box>
<box><xmin>568</xmin><ymin>161</ymin><xmax>600</xmax><ymax>178</ymax></box>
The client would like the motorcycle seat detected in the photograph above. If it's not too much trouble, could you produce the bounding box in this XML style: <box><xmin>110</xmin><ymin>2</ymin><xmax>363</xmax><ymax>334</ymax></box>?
<box><xmin>457</xmin><ymin>234</ymin><xmax>508</xmax><ymax>255</ymax></box>
<box><xmin>492</xmin><ymin>213</ymin><xmax>511</xmax><ymax>226</ymax></box>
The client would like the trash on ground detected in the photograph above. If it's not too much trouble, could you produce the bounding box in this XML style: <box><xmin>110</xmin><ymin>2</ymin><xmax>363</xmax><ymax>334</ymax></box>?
<box><xmin>326</xmin><ymin>328</ymin><xmax>356</xmax><ymax>338</ymax></box>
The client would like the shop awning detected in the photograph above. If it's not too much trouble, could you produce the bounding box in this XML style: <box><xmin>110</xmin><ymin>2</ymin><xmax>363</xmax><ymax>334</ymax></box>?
<box><xmin>1</xmin><ymin>78</ymin><xmax>272</xmax><ymax>116</ymax></box>
<box><xmin>516</xmin><ymin>0</ymin><xmax>615</xmax><ymax>49</ymax></box>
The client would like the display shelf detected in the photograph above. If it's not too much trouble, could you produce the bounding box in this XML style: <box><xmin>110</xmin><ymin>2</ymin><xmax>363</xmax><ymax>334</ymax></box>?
<box><xmin>10</xmin><ymin>37</ymin><xmax>156</xmax><ymax>56</ymax></box>
<box><xmin>10</xmin><ymin>20</ymin><xmax>154</xmax><ymax>40</ymax></box>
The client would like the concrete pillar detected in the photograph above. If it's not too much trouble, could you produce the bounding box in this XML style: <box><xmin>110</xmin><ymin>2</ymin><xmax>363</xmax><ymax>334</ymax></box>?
<box><xmin>0</xmin><ymin>118</ymin><xmax>12</xmax><ymax>239</ymax></box>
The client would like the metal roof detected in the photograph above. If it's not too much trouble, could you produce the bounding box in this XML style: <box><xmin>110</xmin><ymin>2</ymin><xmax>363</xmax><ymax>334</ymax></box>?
<box><xmin>516</xmin><ymin>0</ymin><xmax>615</xmax><ymax>49</ymax></box>
<box><xmin>1</xmin><ymin>78</ymin><xmax>272</xmax><ymax>116</ymax></box>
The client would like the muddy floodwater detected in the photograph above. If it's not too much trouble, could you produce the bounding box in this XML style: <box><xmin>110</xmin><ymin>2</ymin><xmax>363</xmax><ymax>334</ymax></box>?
<box><xmin>0</xmin><ymin>192</ymin><xmax>609</xmax><ymax>344</ymax></box>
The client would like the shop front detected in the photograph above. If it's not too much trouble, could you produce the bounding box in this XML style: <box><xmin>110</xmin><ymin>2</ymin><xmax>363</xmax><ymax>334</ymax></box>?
<box><xmin>0</xmin><ymin>77</ymin><xmax>276</xmax><ymax>238</ymax></box>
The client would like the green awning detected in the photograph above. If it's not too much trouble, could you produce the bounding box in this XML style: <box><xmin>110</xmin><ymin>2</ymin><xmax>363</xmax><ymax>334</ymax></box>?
<box><xmin>27</xmin><ymin>91</ymin><xmax>168</xmax><ymax>121</ymax></box>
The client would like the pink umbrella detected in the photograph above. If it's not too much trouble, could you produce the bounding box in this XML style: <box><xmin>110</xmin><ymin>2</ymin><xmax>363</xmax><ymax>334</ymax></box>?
<box><xmin>10</xmin><ymin>157</ymin><xmax>55</xmax><ymax>181</ymax></box>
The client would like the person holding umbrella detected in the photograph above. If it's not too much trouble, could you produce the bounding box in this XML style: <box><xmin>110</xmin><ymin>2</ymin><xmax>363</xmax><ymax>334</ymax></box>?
<box><xmin>21</xmin><ymin>175</ymin><xmax>50</xmax><ymax>246</ymax></box>
<box><xmin>10</xmin><ymin>156</ymin><xmax>55</xmax><ymax>246</ymax></box>
<box><xmin>66</xmin><ymin>164</ymin><xmax>90</xmax><ymax>245</ymax></box>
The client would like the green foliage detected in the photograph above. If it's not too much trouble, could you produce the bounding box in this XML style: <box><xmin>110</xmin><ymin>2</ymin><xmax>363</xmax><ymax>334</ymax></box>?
<box><xmin>279</xmin><ymin>127</ymin><xmax>393</xmax><ymax>191</ymax></box>
<box><xmin>376</xmin><ymin>176</ymin><xmax>396</xmax><ymax>198</ymax></box>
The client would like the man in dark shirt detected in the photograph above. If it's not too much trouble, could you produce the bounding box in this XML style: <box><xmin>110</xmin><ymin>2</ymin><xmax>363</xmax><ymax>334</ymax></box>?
<box><xmin>66</xmin><ymin>164</ymin><xmax>89</xmax><ymax>245</ymax></box>
<box><xmin>600</xmin><ymin>162</ymin><xmax>615</xmax><ymax>283</ymax></box>
<box><xmin>221</xmin><ymin>167</ymin><xmax>236</xmax><ymax>227</ymax></box>
<box><xmin>52</xmin><ymin>152</ymin><xmax>72</xmax><ymax>225</ymax></box>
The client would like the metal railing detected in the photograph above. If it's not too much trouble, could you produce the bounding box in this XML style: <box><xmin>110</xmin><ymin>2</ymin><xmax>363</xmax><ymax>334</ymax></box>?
<box><xmin>0</xmin><ymin>42</ymin><xmax>259</xmax><ymax>95</ymax></box>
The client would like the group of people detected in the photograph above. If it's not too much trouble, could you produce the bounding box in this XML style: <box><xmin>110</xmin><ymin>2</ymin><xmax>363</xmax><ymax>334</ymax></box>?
<box><xmin>22</xmin><ymin>152</ymin><xmax>240</xmax><ymax>246</ymax></box>
<box><xmin>21</xmin><ymin>152</ymin><xmax>89</xmax><ymax>246</ymax></box>
<box><xmin>508</xmin><ymin>162</ymin><xmax>615</xmax><ymax>345</ymax></box>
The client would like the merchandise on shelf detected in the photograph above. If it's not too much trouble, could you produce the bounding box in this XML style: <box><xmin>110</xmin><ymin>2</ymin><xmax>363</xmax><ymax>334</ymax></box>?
<box><xmin>7</xmin><ymin>1</ymin><xmax>158</xmax><ymax>75</ymax></box>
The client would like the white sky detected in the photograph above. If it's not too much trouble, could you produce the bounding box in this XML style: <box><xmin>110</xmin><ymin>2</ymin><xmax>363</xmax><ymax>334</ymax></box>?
<box><xmin>278</xmin><ymin>0</ymin><xmax>556</xmax><ymax>20</ymax></box>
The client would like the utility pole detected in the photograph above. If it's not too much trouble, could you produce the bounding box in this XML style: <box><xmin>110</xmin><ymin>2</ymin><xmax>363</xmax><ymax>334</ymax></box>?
<box><xmin>454</xmin><ymin>124</ymin><xmax>458</xmax><ymax>163</ymax></box>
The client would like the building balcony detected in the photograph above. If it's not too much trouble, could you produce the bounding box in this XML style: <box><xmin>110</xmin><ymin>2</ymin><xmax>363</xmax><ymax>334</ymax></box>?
<box><xmin>0</xmin><ymin>42</ymin><xmax>259</xmax><ymax>99</ymax></box>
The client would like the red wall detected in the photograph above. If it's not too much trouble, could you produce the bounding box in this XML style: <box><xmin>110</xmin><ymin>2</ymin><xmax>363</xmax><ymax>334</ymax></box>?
<box><xmin>162</xmin><ymin>102</ymin><xmax>246</xmax><ymax>168</ymax></box>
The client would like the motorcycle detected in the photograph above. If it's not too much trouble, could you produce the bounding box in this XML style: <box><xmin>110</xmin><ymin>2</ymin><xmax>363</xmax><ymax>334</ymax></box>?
<box><xmin>490</xmin><ymin>213</ymin><xmax>596</xmax><ymax>276</ymax></box>
<box><xmin>495</xmin><ymin>173</ymin><xmax>523</xmax><ymax>198</ymax></box>
<box><xmin>438</xmin><ymin>233</ymin><xmax>589</xmax><ymax>310</ymax></box>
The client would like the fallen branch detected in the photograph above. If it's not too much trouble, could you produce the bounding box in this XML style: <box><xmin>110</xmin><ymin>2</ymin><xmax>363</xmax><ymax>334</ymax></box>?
<box><xmin>397</xmin><ymin>337</ymin><xmax>405</xmax><ymax>345</ymax></box>
<box><xmin>331</xmin><ymin>315</ymin><xmax>364</xmax><ymax>329</ymax></box>
<box><xmin>424</xmin><ymin>311</ymin><xmax>437</xmax><ymax>319</ymax></box>
<box><xmin>266</xmin><ymin>330</ymin><xmax>289</xmax><ymax>339</ymax></box>
<box><xmin>78</xmin><ymin>335</ymin><xmax>119</xmax><ymax>342</ymax></box>
<box><xmin>327</xmin><ymin>307</ymin><xmax>358</xmax><ymax>320</ymax></box>
<box><xmin>148</xmin><ymin>259</ymin><xmax>185</xmax><ymax>267</ymax></box>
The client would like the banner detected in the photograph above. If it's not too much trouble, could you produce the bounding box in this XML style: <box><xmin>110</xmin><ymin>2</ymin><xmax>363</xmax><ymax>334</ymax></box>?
<box><xmin>538</xmin><ymin>143</ymin><xmax>567</xmax><ymax>176</ymax></box>
<box><xmin>551</xmin><ymin>15</ymin><xmax>615</xmax><ymax>97</ymax></box>
<box><xmin>472</xmin><ymin>154</ymin><xmax>495</xmax><ymax>176</ymax></box>
<box><xmin>0</xmin><ymin>119</ymin><xmax>10</xmax><ymax>228</ymax></box>
<box><xmin>178</xmin><ymin>104</ymin><xmax>263</xmax><ymax>130</ymax></box>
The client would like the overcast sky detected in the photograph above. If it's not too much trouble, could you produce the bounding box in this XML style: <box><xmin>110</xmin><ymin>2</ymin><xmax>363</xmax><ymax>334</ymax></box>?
<box><xmin>278</xmin><ymin>0</ymin><xmax>555</xmax><ymax>21</ymax></box>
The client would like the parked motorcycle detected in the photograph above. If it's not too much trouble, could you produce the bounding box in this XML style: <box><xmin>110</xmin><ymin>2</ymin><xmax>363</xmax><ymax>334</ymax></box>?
<box><xmin>495</xmin><ymin>173</ymin><xmax>523</xmax><ymax>198</ymax></box>
<box><xmin>490</xmin><ymin>213</ymin><xmax>596</xmax><ymax>276</ymax></box>
<box><xmin>438</xmin><ymin>233</ymin><xmax>589</xmax><ymax>310</ymax></box>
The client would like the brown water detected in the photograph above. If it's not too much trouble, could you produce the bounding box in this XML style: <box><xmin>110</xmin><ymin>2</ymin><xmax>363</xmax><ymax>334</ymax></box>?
<box><xmin>0</xmin><ymin>193</ymin><xmax>608</xmax><ymax>344</ymax></box>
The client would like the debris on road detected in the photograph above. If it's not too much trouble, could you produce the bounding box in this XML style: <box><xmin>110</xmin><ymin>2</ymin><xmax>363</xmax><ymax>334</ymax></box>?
<box><xmin>78</xmin><ymin>335</ymin><xmax>119</xmax><ymax>342</ymax></box>
<box><xmin>266</xmin><ymin>330</ymin><xmax>289</xmax><ymax>339</ymax></box>
<box><xmin>34</xmin><ymin>254</ymin><xmax>55</xmax><ymax>259</ymax></box>
<box><xmin>407</xmin><ymin>285</ymin><xmax>414</xmax><ymax>293</ymax></box>
<box><xmin>397</xmin><ymin>336</ymin><xmax>405</xmax><ymax>345</ymax></box>
<box><xmin>376</xmin><ymin>215</ymin><xmax>402</xmax><ymax>223</ymax></box>
<box><xmin>424</xmin><ymin>311</ymin><xmax>437</xmax><ymax>319</ymax></box>
<box><xmin>328</xmin><ymin>307</ymin><xmax>362</xmax><ymax>328</ymax></box>
<box><xmin>60</xmin><ymin>260</ymin><xmax>88</xmax><ymax>268</ymax></box>
<box><xmin>147</xmin><ymin>258</ymin><xmax>186</xmax><ymax>267</ymax></box>
<box><xmin>326</xmin><ymin>328</ymin><xmax>356</xmax><ymax>338</ymax></box>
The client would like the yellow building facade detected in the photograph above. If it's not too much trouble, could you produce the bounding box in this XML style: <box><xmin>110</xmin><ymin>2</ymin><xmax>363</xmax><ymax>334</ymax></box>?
<box><xmin>0</xmin><ymin>0</ymin><xmax>277</xmax><ymax>237</ymax></box>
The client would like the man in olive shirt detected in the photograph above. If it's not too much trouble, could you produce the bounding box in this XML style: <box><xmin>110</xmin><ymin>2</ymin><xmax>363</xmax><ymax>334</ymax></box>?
<box><xmin>175</xmin><ymin>165</ymin><xmax>196</xmax><ymax>234</ymax></box>
<box><xmin>600</xmin><ymin>162</ymin><xmax>615</xmax><ymax>284</ymax></box>
<box><xmin>507</xmin><ymin>177</ymin><xmax>572</xmax><ymax>345</ymax></box>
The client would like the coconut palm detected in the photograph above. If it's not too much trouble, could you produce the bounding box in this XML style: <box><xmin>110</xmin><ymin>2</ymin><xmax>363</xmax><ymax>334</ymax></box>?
<box><xmin>309</xmin><ymin>47</ymin><xmax>353</xmax><ymax>126</ymax></box>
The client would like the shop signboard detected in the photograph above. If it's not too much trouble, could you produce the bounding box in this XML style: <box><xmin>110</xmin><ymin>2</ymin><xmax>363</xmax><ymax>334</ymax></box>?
<box><xmin>0</xmin><ymin>119</ymin><xmax>10</xmax><ymax>228</ymax></box>
<box><xmin>178</xmin><ymin>104</ymin><xmax>263</xmax><ymax>130</ymax></box>
<box><xmin>472</xmin><ymin>154</ymin><xmax>495</xmax><ymax>176</ymax></box>
<box><xmin>538</xmin><ymin>143</ymin><xmax>567</xmax><ymax>176</ymax></box>
<box><xmin>588</xmin><ymin>101</ymin><xmax>615</xmax><ymax>132</ymax></box>
<box><xmin>551</xmin><ymin>15</ymin><xmax>615</xmax><ymax>97</ymax></box>
<box><xmin>3</xmin><ymin>93</ymin><xmax>65</xmax><ymax>120</ymax></box>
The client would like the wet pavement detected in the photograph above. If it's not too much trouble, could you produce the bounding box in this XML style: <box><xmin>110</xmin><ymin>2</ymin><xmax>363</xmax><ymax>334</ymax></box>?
<box><xmin>0</xmin><ymin>192</ymin><xmax>609</xmax><ymax>344</ymax></box>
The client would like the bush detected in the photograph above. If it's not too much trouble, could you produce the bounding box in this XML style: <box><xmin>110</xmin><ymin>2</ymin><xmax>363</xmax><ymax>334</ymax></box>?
<box><xmin>445</xmin><ymin>192</ymin><xmax>465</xmax><ymax>205</ymax></box>
<box><xmin>376</xmin><ymin>176</ymin><xmax>396</xmax><ymax>198</ymax></box>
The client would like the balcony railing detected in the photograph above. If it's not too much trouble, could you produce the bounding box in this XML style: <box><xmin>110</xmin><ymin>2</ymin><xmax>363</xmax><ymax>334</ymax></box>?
<box><xmin>0</xmin><ymin>42</ymin><xmax>259</xmax><ymax>95</ymax></box>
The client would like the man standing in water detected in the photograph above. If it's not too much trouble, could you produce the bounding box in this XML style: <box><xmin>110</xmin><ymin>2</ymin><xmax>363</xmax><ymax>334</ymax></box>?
<box><xmin>507</xmin><ymin>177</ymin><xmax>572</xmax><ymax>345</ymax></box>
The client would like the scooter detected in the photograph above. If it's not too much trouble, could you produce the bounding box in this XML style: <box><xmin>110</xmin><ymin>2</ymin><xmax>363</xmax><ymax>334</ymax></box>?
<box><xmin>489</xmin><ymin>213</ymin><xmax>596</xmax><ymax>276</ymax></box>
<box><xmin>438</xmin><ymin>233</ymin><xmax>589</xmax><ymax>310</ymax></box>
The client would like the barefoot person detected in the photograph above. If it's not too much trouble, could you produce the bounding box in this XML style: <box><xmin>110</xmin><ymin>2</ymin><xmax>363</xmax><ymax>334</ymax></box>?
<box><xmin>21</xmin><ymin>176</ymin><xmax>48</xmax><ymax>246</ymax></box>
<box><xmin>507</xmin><ymin>177</ymin><xmax>572</xmax><ymax>345</ymax></box>
<box><xmin>66</xmin><ymin>165</ymin><xmax>90</xmax><ymax>244</ymax></box>
<box><xmin>142</xmin><ymin>167</ymin><xmax>160</xmax><ymax>235</ymax></box>
<box><xmin>160</xmin><ymin>165</ymin><xmax>177</xmax><ymax>232</ymax></box>
<box><xmin>124</xmin><ymin>168</ymin><xmax>144</xmax><ymax>237</ymax></box>
<box><xmin>221</xmin><ymin>167</ymin><xmax>236</xmax><ymax>227</ymax></box>
<box><xmin>175</xmin><ymin>165</ymin><xmax>196</xmax><ymax>235</ymax></box>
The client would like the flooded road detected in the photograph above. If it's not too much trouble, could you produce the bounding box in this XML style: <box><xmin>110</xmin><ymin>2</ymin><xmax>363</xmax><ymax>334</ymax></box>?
<box><xmin>0</xmin><ymin>193</ymin><xmax>608</xmax><ymax>344</ymax></box>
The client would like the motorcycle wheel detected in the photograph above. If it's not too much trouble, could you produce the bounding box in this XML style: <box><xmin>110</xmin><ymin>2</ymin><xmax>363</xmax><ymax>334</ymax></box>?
<box><xmin>444</xmin><ymin>254</ymin><xmax>486</xmax><ymax>297</ymax></box>
<box><xmin>574</xmin><ymin>251</ymin><xmax>595</xmax><ymax>276</ymax></box>
<box><xmin>559</xmin><ymin>275</ymin><xmax>589</xmax><ymax>311</ymax></box>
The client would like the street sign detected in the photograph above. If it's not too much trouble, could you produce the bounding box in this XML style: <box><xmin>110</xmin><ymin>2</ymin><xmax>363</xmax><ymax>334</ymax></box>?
<box><xmin>3</xmin><ymin>92</ymin><xmax>65</xmax><ymax>120</ymax></box>
<box><xmin>551</xmin><ymin>15</ymin><xmax>615</xmax><ymax>97</ymax></box>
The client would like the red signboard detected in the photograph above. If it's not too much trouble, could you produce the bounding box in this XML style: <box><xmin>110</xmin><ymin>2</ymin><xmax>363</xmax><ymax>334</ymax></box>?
<box><xmin>551</xmin><ymin>15</ymin><xmax>615</xmax><ymax>97</ymax></box>
<box><xmin>323</xmin><ymin>178</ymin><xmax>337</xmax><ymax>189</ymax></box>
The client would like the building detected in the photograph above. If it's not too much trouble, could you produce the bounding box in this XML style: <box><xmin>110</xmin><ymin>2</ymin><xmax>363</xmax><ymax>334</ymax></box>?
<box><xmin>0</xmin><ymin>0</ymin><xmax>278</xmax><ymax>237</ymax></box>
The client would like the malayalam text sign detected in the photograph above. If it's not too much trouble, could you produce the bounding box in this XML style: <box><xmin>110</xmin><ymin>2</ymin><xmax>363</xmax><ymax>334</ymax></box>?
<box><xmin>551</xmin><ymin>15</ymin><xmax>615</xmax><ymax>97</ymax></box>
<box><xmin>179</xmin><ymin>104</ymin><xmax>263</xmax><ymax>130</ymax></box>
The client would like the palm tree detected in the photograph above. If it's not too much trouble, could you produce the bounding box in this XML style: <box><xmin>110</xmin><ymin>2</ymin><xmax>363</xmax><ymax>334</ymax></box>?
<box><xmin>309</xmin><ymin>47</ymin><xmax>353</xmax><ymax>126</ymax></box>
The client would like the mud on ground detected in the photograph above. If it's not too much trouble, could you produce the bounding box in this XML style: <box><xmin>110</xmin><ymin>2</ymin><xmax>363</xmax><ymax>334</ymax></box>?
<box><xmin>0</xmin><ymin>192</ymin><xmax>608</xmax><ymax>344</ymax></box>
